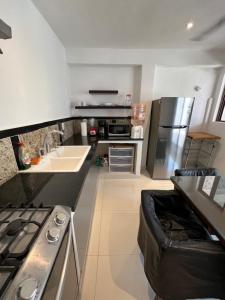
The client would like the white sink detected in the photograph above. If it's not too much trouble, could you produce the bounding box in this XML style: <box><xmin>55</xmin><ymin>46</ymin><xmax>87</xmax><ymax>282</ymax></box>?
<box><xmin>23</xmin><ymin>157</ymin><xmax>83</xmax><ymax>173</ymax></box>
<box><xmin>49</xmin><ymin>146</ymin><xmax>91</xmax><ymax>159</ymax></box>
<box><xmin>20</xmin><ymin>145</ymin><xmax>91</xmax><ymax>173</ymax></box>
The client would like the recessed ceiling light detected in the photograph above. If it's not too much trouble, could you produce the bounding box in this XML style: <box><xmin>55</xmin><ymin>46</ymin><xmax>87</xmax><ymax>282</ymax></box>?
<box><xmin>186</xmin><ymin>21</ymin><xmax>194</xmax><ymax>30</ymax></box>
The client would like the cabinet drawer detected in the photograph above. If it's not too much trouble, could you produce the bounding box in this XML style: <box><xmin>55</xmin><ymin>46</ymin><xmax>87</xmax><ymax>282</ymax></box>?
<box><xmin>109</xmin><ymin>165</ymin><xmax>133</xmax><ymax>173</ymax></box>
<box><xmin>109</xmin><ymin>148</ymin><xmax>134</xmax><ymax>157</ymax></box>
<box><xmin>109</xmin><ymin>156</ymin><xmax>133</xmax><ymax>165</ymax></box>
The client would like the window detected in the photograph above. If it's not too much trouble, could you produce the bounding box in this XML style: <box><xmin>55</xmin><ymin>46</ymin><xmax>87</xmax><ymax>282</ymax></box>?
<box><xmin>216</xmin><ymin>85</ymin><xmax>225</xmax><ymax>121</ymax></box>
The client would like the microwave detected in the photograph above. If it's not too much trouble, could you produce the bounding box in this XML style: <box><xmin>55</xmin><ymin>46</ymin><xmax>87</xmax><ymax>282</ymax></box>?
<box><xmin>108</xmin><ymin>119</ymin><xmax>131</xmax><ymax>137</ymax></box>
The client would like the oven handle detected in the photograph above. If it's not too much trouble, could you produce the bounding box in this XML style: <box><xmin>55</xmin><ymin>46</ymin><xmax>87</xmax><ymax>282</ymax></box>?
<box><xmin>55</xmin><ymin>214</ymin><xmax>80</xmax><ymax>300</ymax></box>
<box><xmin>55</xmin><ymin>223</ymin><xmax>72</xmax><ymax>300</ymax></box>
<box><xmin>71</xmin><ymin>211</ymin><xmax>81</xmax><ymax>282</ymax></box>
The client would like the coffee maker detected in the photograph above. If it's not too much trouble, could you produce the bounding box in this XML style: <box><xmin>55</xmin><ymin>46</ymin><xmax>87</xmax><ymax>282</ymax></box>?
<box><xmin>98</xmin><ymin>120</ymin><xmax>107</xmax><ymax>138</ymax></box>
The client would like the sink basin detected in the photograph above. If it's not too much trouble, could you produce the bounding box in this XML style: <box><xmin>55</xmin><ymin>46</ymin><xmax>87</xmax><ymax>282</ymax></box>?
<box><xmin>50</xmin><ymin>146</ymin><xmax>91</xmax><ymax>158</ymax></box>
<box><xmin>20</xmin><ymin>145</ymin><xmax>91</xmax><ymax>173</ymax></box>
<box><xmin>31</xmin><ymin>157</ymin><xmax>83</xmax><ymax>172</ymax></box>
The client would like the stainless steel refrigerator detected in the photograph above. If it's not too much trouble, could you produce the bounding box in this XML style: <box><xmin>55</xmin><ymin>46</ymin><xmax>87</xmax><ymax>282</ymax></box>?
<box><xmin>146</xmin><ymin>97</ymin><xmax>194</xmax><ymax>179</ymax></box>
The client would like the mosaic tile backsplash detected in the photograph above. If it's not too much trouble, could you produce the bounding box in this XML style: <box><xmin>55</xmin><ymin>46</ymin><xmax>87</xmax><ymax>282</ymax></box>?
<box><xmin>0</xmin><ymin>138</ymin><xmax>18</xmax><ymax>186</ymax></box>
<box><xmin>20</xmin><ymin>124</ymin><xmax>61</xmax><ymax>154</ymax></box>
<box><xmin>0</xmin><ymin>120</ymin><xmax>78</xmax><ymax>186</ymax></box>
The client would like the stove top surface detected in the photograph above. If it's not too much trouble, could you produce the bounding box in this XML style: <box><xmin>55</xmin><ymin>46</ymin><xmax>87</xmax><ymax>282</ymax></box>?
<box><xmin>0</xmin><ymin>205</ymin><xmax>52</xmax><ymax>297</ymax></box>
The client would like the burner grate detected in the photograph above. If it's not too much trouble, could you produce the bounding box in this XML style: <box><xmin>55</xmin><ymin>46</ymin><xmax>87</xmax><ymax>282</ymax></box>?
<box><xmin>0</xmin><ymin>266</ymin><xmax>17</xmax><ymax>298</ymax></box>
<box><xmin>0</xmin><ymin>204</ymin><xmax>52</xmax><ymax>297</ymax></box>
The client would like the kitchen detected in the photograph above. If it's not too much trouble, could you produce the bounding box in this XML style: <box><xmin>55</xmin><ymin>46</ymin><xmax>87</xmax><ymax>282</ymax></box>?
<box><xmin>1</xmin><ymin>0</ymin><xmax>225</xmax><ymax>299</ymax></box>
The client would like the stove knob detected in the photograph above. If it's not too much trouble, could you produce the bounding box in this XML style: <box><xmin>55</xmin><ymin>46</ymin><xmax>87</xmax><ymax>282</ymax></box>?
<box><xmin>46</xmin><ymin>227</ymin><xmax>60</xmax><ymax>243</ymax></box>
<box><xmin>18</xmin><ymin>278</ymin><xmax>38</xmax><ymax>300</ymax></box>
<box><xmin>54</xmin><ymin>212</ymin><xmax>66</xmax><ymax>226</ymax></box>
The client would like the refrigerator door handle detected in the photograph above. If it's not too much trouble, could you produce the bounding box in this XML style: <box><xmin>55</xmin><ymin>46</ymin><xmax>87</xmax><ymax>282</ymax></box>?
<box><xmin>160</xmin><ymin>125</ymin><xmax>188</xmax><ymax>129</ymax></box>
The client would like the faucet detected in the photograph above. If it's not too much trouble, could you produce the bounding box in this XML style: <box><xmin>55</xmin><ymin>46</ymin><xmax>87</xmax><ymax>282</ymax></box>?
<box><xmin>42</xmin><ymin>130</ymin><xmax>64</xmax><ymax>155</ymax></box>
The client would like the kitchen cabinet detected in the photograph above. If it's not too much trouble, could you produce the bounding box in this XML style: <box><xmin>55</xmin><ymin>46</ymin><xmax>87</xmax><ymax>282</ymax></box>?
<box><xmin>109</xmin><ymin>146</ymin><xmax>134</xmax><ymax>173</ymax></box>
<box><xmin>73</xmin><ymin>165</ymin><xmax>99</xmax><ymax>287</ymax></box>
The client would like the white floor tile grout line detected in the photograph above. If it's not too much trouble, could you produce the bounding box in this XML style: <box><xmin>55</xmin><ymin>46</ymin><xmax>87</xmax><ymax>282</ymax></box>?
<box><xmin>93</xmin><ymin>177</ymin><xmax>104</xmax><ymax>300</ymax></box>
<box><xmin>96</xmin><ymin>254</ymin><xmax>141</xmax><ymax>257</ymax></box>
<box><xmin>82</xmin><ymin>170</ymin><xmax>174</xmax><ymax>300</ymax></box>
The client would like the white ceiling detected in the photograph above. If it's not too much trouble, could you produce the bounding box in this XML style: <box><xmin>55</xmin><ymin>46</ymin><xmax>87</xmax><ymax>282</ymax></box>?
<box><xmin>31</xmin><ymin>0</ymin><xmax>225</xmax><ymax>49</ymax></box>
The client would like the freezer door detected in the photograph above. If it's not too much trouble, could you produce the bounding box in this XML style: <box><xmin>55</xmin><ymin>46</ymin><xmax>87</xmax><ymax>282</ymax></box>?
<box><xmin>152</xmin><ymin>127</ymin><xmax>188</xmax><ymax>179</ymax></box>
<box><xmin>158</xmin><ymin>97</ymin><xmax>194</xmax><ymax>127</ymax></box>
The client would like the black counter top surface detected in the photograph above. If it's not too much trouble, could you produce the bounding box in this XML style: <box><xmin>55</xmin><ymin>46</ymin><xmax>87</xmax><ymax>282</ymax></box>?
<box><xmin>0</xmin><ymin>134</ymin><xmax>98</xmax><ymax>210</ymax></box>
<box><xmin>171</xmin><ymin>176</ymin><xmax>225</xmax><ymax>243</ymax></box>
<box><xmin>0</xmin><ymin>134</ymin><xmax>143</xmax><ymax>210</ymax></box>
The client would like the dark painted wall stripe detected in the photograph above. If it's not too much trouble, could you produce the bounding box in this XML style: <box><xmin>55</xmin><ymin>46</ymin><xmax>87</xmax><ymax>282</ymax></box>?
<box><xmin>0</xmin><ymin>117</ymin><xmax>74</xmax><ymax>139</ymax></box>
<box><xmin>0</xmin><ymin>116</ymin><xmax>131</xmax><ymax>139</ymax></box>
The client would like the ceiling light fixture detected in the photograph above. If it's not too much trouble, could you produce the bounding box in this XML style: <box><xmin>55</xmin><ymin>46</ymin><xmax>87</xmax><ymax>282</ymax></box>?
<box><xmin>186</xmin><ymin>21</ymin><xmax>194</xmax><ymax>30</ymax></box>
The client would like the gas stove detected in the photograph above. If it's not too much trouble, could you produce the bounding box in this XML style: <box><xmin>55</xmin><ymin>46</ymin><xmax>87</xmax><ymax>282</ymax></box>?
<box><xmin>0</xmin><ymin>204</ymin><xmax>74</xmax><ymax>300</ymax></box>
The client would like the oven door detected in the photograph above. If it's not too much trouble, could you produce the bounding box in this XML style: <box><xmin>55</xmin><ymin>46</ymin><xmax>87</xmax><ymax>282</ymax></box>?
<box><xmin>42</xmin><ymin>222</ymin><xmax>79</xmax><ymax>300</ymax></box>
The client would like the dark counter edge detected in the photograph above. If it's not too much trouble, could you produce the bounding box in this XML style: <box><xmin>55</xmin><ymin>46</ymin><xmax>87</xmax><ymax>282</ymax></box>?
<box><xmin>171</xmin><ymin>176</ymin><xmax>225</xmax><ymax>245</ymax></box>
<box><xmin>0</xmin><ymin>134</ymin><xmax>99</xmax><ymax>211</ymax></box>
<box><xmin>0</xmin><ymin>134</ymin><xmax>144</xmax><ymax>210</ymax></box>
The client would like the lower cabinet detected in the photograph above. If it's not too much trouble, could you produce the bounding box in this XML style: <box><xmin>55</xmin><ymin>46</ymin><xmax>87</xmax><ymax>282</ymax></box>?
<box><xmin>73</xmin><ymin>165</ymin><xmax>99</xmax><ymax>289</ymax></box>
<box><xmin>109</xmin><ymin>146</ymin><xmax>134</xmax><ymax>173</ymax></box>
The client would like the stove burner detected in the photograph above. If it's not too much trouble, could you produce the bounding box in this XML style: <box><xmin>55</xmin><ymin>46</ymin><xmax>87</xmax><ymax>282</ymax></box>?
<box><xmin>5</xmin><ymin>219</ymin><xmax>27</xmax><ymax>237</ymax></box>
<box><xmin>0</xmin><ymin>205</ymin><xmax>52</xmax><ymax>298</ymax></box>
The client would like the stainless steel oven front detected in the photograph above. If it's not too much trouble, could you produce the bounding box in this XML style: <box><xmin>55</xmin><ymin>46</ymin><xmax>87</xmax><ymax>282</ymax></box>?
<box><xmin>42</xmin><ymin>219</ymin><xmax>79</xmax><ymax>300</ymax></box>
<box><xmin>3</xmin><ymin>206</ymin><xmax>80</xmax><ymax>300</ymax></box>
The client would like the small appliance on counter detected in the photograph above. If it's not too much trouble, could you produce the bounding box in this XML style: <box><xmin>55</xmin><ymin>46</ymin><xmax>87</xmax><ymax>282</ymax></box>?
<box><xmin>81</xmin><ymin>119</ymin><xmax>87</xmax><ymax>136</ymax></box>
<box><xmin>108</xmin><ymin>119</ymin><xmax>131</xmax><ymax>137</ymax></box>
<box><xmin>88</xmin><ymin>118</ymin><xmax>98</xmax><ymax>136</ymax></box>
<box><xmin>131</xmin><ymin>125</ymin><xmax>144</xmax><ymax>139</ymax></box>
<box><xmin>98</xmin><ymin>120</ymin><xmax>107</xmax><ymax>138</ymax></box>
<box><xmin>89</xmin><ymin>127</ymin><xmax>98</xmax><ymax>136</ymax></box>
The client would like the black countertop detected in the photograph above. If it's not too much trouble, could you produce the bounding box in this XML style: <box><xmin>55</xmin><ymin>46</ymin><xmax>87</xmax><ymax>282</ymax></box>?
<box><xmin>0</xmin><ymin>134</ymin><xmax>97</xmax><ymax>210</ymax></box>
<box><xmin>171</xmin><ymin>176</ymin><xmax>225</xmax><ymax>243</ymax></box>
<box><xmin>0</xmin><ymin>134</ymin><xmax>143</xmax><ymax>210</ymax></box>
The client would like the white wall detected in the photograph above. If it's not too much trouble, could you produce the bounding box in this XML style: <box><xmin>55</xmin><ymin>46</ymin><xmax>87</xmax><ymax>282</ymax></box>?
<box><xmin>153</xmin><ymin>66</ymin><xmax>219</xmax><ymax>130</ymax></box>
<box><xmin>70</xmin><ymin>64</ymin><xmax>141</xmax><ymax>117</ymax></box>
<box><xmin>0</xmin><ymin>0</ymin><xmax>70</xmax><ymax>131</ymax></box>
<box><xmin>66</xmin><ymin>48</ymin><xmax>225</xmax><ymax>167</ymax></box>
<box><xmin>205</xmin><ymin>68</ymin><xmax>225</xmax><ymax>175</ymax></box>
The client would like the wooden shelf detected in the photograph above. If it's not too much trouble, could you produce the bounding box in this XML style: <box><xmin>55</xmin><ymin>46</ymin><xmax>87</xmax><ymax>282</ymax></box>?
<box><xmin>75</xmin><ymin>105</ymin><xmax>131</xmax><ymax>109</ymax></box>
<box><xmin>89</xmin><ymin>90</ymin><xmax>118</xmax><ymax>94</ymax></box>
<box><xmin>188</xmin><ymin>131</ymin><xmax>221</xmax><ymax>140</ymax></box>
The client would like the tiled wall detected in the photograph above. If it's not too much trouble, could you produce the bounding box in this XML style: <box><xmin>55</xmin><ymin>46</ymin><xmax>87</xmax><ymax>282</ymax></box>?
<box><xmin>0</xmin><ymin>120</ymin><xmax>80</xmax><ymax>186</ymax></box>
<box><xmin>20</xmin><ymin>124</ymin><xmax>61</xmax><ymax>155</ymax></box>
<box><xmin>0</xmin><ymin>138</ymin><xmax>18</xmax><ymax>186</ymax></box>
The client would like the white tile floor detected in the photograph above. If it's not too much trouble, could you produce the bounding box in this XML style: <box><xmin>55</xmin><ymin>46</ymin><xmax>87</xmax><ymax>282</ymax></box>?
<box><xmin>80</xmin><ymin>169</ymin><xmax>173</xmax><ymax>300</ymax></box>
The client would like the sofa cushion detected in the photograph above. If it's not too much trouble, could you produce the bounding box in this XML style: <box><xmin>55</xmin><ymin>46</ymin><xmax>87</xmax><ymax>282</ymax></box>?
<box><xmin>142</xmin><ymin>190</ymin><xmax>210</xmax><ymax>241</ymax></box>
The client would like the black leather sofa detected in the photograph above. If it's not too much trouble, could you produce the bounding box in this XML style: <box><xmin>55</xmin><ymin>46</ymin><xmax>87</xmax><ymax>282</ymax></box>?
<box><xmin>138</xmin><ymin>190</ymin><xmax>225</xmax><ymax>300</ymax></box>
